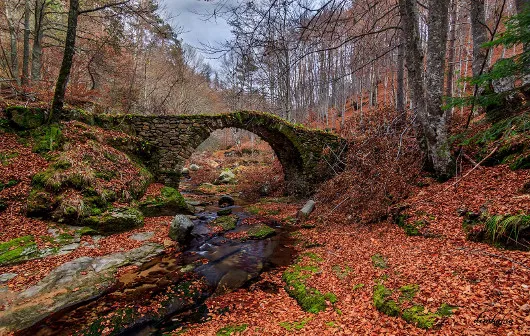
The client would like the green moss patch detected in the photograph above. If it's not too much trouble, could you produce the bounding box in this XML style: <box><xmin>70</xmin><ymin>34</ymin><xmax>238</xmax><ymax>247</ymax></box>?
<box><xmin>332</xmin><ymin>265</ymin><xmax>353</xmax><ymax>279</ymax></box>
<box><xmin>0</xmin><ymin>236</ymin><xmax>39</xmax><ymax>266</ymax></box>
<box><xmin>399</xmin><ymin>284</ymin><xmax>419</xmax><ymax>302</ymax></box>
<box><xmin>0</xmin><ymin>152</ymin><xmax>18</xmax><ymax>166</ymax></box>
<box><xmin>402</xmin><ymin>305</ymin><xmax>438</xmax><ymax>329</ymax></box>
<box><xmin>279</xmin><ymin>317</ymin><xmax>312</xmax><ymax>331</ymax></box>
<box><xmin>373</xmin><ymin>284</ymin><xmax>401</xmax><ymax>316</ymax></box>
<box><xmin>32</xmin><ymin>124</ymin><xmax>63</xmax><ymax>154</ymax></box>
<box><xmin>216</xmin><ymin>324</ymin><xmax>248</xmax><ymax>336</ymax></box>
<box><xmin>211</xmin><ymin>215</ymin><xmax>238</xmax><ymax>231</ymax></box>
<box><xmin>283</xmin><ymin>253</ymin><xmax>337</xmax><ymax>313</ymax></box>
<box><xmin>373</xmin><ymin>283</ymin><xmax>458</xmax><ymax>329</ymax></box>
<box><xmin>0</xmin><ymin>179</ymin><xmax>19</xmax><ymax>191</ymax></box>
<box><xmin>371</xmin><ymin>253</ymin><xmax>388</xmax><ymax>269</ymax></box>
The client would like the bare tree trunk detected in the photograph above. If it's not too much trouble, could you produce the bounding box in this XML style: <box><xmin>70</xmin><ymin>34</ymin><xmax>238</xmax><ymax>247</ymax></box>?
<box><xmin>5</xmin><ymin>4</ymin><xmax>20</xmax><ymax>85</ymax></box>
<box><xmin>424</xmin><ymin>0</ymin><xmax>453</xmax><ymax>178</ymax></box>
<box><xmin>22</xmin><ymin>0</ymin><xmax>31</xmax><ymax>86</ymax></box>
<box><xmin>31</xmin><ymin>0</ymin><xmax>46</xmax><ymax>81</ymax></box>
<box><xmin>470</xmin><ymin>0</ymin><xmax>488</xmax><ymax>79</ymax></box>
<box><xmin>396</xmin><ymin>35</ymin><xmax>406</xmax><ymax>114</ymax></box>
<box><xmin>51</xmin><ymin>0</ymin><xmax>80</xmax><ymax>119</ymax></box>
<box><xmin>399</xmin><ymin>0</ymin><xmax>453</xmax><ymax>178</ymax></box>
<box><xmin>445</xmin><ymin>0</ymin><xmax>457</xmax><ymax>99</ymax></box>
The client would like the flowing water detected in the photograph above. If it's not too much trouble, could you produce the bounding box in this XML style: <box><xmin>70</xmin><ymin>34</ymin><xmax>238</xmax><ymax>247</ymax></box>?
<box><xmin>18</xmin><ymin>198</ymin><xmax>296</xmax><ymax>335</ymax></box>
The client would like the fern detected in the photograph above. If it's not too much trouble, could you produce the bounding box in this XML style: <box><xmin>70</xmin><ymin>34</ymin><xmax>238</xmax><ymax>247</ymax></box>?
<box><xmin>484</xmin><ymin>214</ymin><xmax>530</xmax><ymax>243</ymax></box>
<box><xmin>485</xmin><ymin>215</ymin><xmax>504</xmax><ymax>241</ymax></box>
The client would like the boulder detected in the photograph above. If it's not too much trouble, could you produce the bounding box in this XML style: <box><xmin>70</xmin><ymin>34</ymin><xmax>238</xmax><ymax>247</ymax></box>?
<box><xmin>139</xmin><ymin>186</ymin><xmax>193</xmax><ymax>217</ymax></box>
<box><xmin>82</xmin><ymin>207</ymin><xmax>144</xmax><ymax>234</ymax></box>
<box><xmin>218</xmin><ymin>195</ymin><xmax>235</xmax><ymax>207</ymax></box>
<box><xmin>181</xmin><ymin>167</ymin><xmax>190</xmax><ymax>176</ymax></box>
<box><xmin>297</xmin><ymin>200</ymin><xmax>316</xmax><ymax>220</ymax></box>
<box><xmin>215</xmin><ymin>170</ymin><xmax>236</xmax><ymax>185</ymax></box>
<box><xmin>5</xmin><ymin>106</ymin><xmax>46</xmax><ymax>130</ymax></box>
<box><xmin>169</xmin><ymin>214</ymin><xmax>195</xmax><ymax>245</ymax></box>
<box><xmin>189</xmin><ymin>164</ymin><xmax>201</xmax><ymax>171</ymax></box>
<box><xmin>259</xmin><ymin>182</ymin><xmax>271</xmax><ymax>196</ymax></box>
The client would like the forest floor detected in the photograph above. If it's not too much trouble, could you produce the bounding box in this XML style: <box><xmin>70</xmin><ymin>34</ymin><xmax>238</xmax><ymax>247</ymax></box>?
<box><xmin>0</xmin><ymin>106</ymin><xmax>529</xmax><ymax>335</ymax></box>
<box><xmin>169</xmin><ymin>163</ymin><xmax>529</xmax><ymax>336</ymax></box>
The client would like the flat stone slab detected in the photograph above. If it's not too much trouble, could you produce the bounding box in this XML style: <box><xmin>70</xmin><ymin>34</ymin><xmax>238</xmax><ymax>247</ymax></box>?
<box><xmin>129</xmin><ymin>232</ymin><xmax>155</xmax><ymax>241</ymax></box>
<box><xmin>0</xmin><ymin>243</ymin><xmax>164</xmax><ymax>334</ymax></box>
<box><xmin>0</xmin><ymin>273</ymin><xmax>17</xmax><ymax>283</ymax></box>
<box><xmin>57</xmin><ymin>243</ymin><xmax>80</xmax><ymax>255</ymax></box>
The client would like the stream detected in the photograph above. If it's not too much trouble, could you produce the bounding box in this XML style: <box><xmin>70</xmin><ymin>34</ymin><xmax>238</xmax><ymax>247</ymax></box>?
<box><xmin>17</xmin><ymin>195</ymin><xmax>296</xmax><ymax>335</ymax></box>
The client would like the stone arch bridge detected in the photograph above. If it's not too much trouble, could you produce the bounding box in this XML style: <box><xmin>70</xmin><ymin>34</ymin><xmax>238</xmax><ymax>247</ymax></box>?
<box><xmin>70</xmin><ymin>111</ymin><xmax>347</xmax><ymax>195</ymax></box>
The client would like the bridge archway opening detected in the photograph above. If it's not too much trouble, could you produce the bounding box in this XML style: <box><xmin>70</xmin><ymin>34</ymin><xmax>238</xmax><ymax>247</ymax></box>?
<box><xmin>179</xmin><ymin>127</ymin><xmax>301</xmax><ymax>198</ymax></box>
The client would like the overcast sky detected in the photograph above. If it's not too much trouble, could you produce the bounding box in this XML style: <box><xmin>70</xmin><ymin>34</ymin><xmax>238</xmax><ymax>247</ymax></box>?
<box><xmin>159</xmin><ymin>0</ymin><xmax>235</xmax><ymax>68</ymax></box>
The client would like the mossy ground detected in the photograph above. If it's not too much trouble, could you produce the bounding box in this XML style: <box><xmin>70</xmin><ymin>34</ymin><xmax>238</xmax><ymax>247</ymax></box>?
<box><xmin>21</xmin><ymin>121</ymin><xmax>153</xmax><ymax>231</ymax></box>
<box><xmin>373</xmin><ymin>282</ymin><xmax>457</xmax><ymax>329</ymax></box>
<box><xmin>371</xmin><ymin>253</ymin><xmax>388</xmax><ymax>269</ymax></box>
<box><xmin>279</xmin><ymin>317</ymin><xmax>312</xmax><ymax>331</ymax></box>
<box><xmin>463</xmin><ymin>211</ymin><xmax>530</xmax><ymax>250</ymax></box>
<box><xmin>453</xmin><ymin>112</ymin><xmax>530</xmax><ymax>170</ymax></box>
<box><xmin>282</xmin><ymin>253</ymin><xmax>337</xmax><ymax>313</ymax></box>
<box><xmin>216</xmin><ymin>324</ymin><xmax>248</xmax><ymax>336</ymax></box>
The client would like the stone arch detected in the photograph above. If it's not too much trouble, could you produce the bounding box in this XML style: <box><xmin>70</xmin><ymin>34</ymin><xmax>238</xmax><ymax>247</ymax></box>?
<box><xmin>74</xmin><ymin>111</ymin><xmax>348</xmax><ymax>196</ymax></box>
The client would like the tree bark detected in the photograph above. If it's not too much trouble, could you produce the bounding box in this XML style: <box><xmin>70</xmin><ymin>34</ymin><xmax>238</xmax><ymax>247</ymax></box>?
<box><xmin>5</xmin><ymin>3</ymin><xmax>20</xmax><ymax>85</ymax></box>
<box><xmin>424</xmin><ymin>0</ymin><xmax>453</xmax><ymax>178</ymax></box>
<box><xmin>399</xmin><ymin>0</ymin><xmax>453</xmax><ymax>178</ymax></box>
<box><xmin>396</xmin><ymin>33</ymin><xmax>406</xmax><ymax>114</ymax></box>
<box><xmin>515</xmin><ymin>0</ymin><xmax>530</xmax><ymax>13</ymax></box>
<box><xmin>445</xmin><ymin>0</ymin><xmax>457</xmax><ymax>99</ymax></box>
<box><xmin>470</xmin><ymin>0</ymin><xmax>488</xmax><ymax>79</ymax></box>
<box><xmin>31</xmin><ymin>0</ymin><xmax>46</xmax><ymax>81</ymax></box>
<box><xmin>22</xmin><ymin>0</ymin><xmax>31</xmax><ymax>86</ymax></box>
<box><xmin>51</xmin><ymin>0</ymin><xmax>79</xmax><ymax>119</ymax></box>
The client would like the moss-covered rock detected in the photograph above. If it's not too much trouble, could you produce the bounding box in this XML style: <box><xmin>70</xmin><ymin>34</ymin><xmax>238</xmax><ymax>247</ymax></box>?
<box><xmin>139</xmin><ymin>186</ymin><xmax>192</xmax><ymax>217</ymax></box>
<box><xmin>210</xmin><ymin>215</ymin><xmax>238</xmax><ymax>231</ymax></box>
<box><xmin>5</xmin><ymin>106</ymin><xmax>46</xmax><ymax>130</ymax></box>
<box><xmin>27</xmin><ymin>189</ymin><xmax>56</xmax><ymax>216</ymax></box>
<box><xmin>82</xmin><ymin>207</ymin><xmax>144</xmax><ymax>234</ymax></box>
<box><xmin>31</xmin><ymin>124</ymin><xmax>63</xmax><ymax>153</ymax></box>
<box><xmin>246</xmin><ymin>224</ymin><xmax>276</xmax><ymax>239</ymax></box>
<box><xmin>0</xmin><ymin>236</ymin><xmax>39</xmax><ymax>266</ymax></box>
